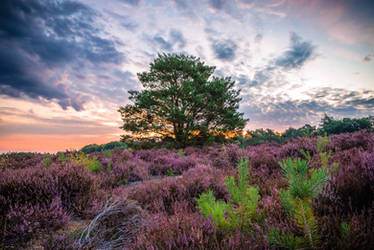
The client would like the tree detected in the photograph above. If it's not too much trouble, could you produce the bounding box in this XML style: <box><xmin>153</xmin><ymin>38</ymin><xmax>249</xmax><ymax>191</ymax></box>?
<box><xmin>118</xmin><ymin>53</ymin><xmax>248</xmax><ymax>146</ymax></box>
<box><xmin>319</xmin><ymin>114</ymin><xmax>373</xmax><ymax>135</ymax></box>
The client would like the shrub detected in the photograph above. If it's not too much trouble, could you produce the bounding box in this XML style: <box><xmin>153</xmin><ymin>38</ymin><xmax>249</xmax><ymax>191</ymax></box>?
<box><xmin>3</xmin><ymin>197</ymin><xmax>70</xmax><ymax>245</ymax></box>
<box><xmin>100</xmin><ymin>158</ymin><xmax>150</xmax><ymax>188</ymax></box>
<box><xmin>327</xmin><ymin>130</ymin><xmax>374</xmax><ymax>152</ymax></box>
<box><xmin>70</xmin><ymin>153</ymin><xmax>103</xmax><ymax>172</ymax></box>
<box><xmin>0</xmin><ymin>152</ymin><xmax>44</xmax><ymax>169</ymax></box>
<box><xmin>130</xmin><ymin>210</ymin><xmax>219</xmax><ymax>249</ymax></box>
<box><xmin>150</xmin><ymin>154</ymin><xmax>199</xmax><ymax>175</ymax></box>
<box><xmin>130</xmin><ymin>204</ymin><xmax>270</xmax><ymax>250</ymax></box>
<box><xmin>0</xmin><ymin>162</ymin><xmax>103</xmax><ymax>246</ymax></box>
<box><xmin>270</xmin><ymin>157</ymin><xmax>330</xmax><ymax>249</ymax></box>
<box><xmin>280</xmin><ymin>137</ymin><xmax>317</xmax><ymax>159</ymax></box>
<box><xmin>317</xmin><ymin>150</ymin><xmax>374</xmax><ymax>214</ymax></box>
<box><xmin>42</xmin><ymin>233</ymin><xmax>79</xmax><ymax>250</ymax></box>
<box><xmin>196</xmin><ymin>158</ymin><xmax>262</xmax><ymax>231</ymax></box>
<box><xmin>44</xmin><ymin>153</ymin><xmax>52</xmax><ymax>167</ymax></box>
<box><xmin>125</xmin><ymin>165</ymin><xmax>227</xmax><ymax>214</ymax></box>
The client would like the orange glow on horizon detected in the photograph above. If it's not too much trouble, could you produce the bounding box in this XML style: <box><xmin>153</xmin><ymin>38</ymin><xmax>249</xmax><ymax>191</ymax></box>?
<box><xmin>0</xmin><ymin>134</ymin><xmax>117</xmax><ymax>153</ymax></box>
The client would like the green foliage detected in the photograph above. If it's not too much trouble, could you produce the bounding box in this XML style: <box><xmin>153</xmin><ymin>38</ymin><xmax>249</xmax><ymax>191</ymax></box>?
<box><xmin>44</xmin><ymin>154</ymin><xmax>51</xmax><ymax>167</ymax></box>
<box><xmin>319</xmin><ymin>114</ymin><xmax>373</xmax><ymax>135</ymax></box>
<box><xmin>119</xmin><ymin>53</ymin><xmax>247</xmax><ymax>147</ymax></box>
<box><xmin>196</xmin><ymin>158</ymin><xmax>261</xmax><ymax>231</ymax></box>
<box><xmin>317</xmin><ymin>133</ymin><xmax>329</xmax><ymax>153</ymax></box>
<box><xmin>102</xmin><ymin>141</ymin><xmax>127</xmax><ymax>151</ymax></box>
<box><xmin>299</xmin><ymin>149</ymin><xmax>312</xmax><ymax>161</ymax></box>
<box><xmin>340</xmin><ymin>222</ymin><xmax>350</xmax><ymax>241</ymax></box>
<box><xmin>316</xmin><ymin>134</ymin><xmax>340</xmax><ymax>172</ymax></box>
<box><xmin>107</xmin><ymin>159</ymin><xmax>111</xmax><ymax>172</ymax></box>
<box><xmin>102</xmin><ymin>150</ymin><xmax>112</xmax><ymax>158</ymax></box>
<box><xmin>196</xmin><ymin>190</ymin><xmax>228</xmax><ymax>228</ymax></box>
<box><xmin>283</xmin><ymin>124</ymin><xmax>317</xmax><ymax>140</ymax></box>
<box><xmin>0</xmin><ymin>154</ymin><xmax>9</xmax><ymax>169</ymax></box>
<box><xmin>166</xmin><ymin>169</ymin><xmax>174</xmax><ymax>176</ymax></box>
<box><xmin>268</xmin><ymin>227</ymin><xmax>306</xmax><ymax>250</ymax></box>
<box><xmin>279</xmin><ymin>158</ymin><xmax>329</xmax><ymax>199</ymax></box>
<box><xmin>177</xmin><ymin>149</ymin><xmax>185</xmax><ymax>156</ymax></box>
<box><xmin>70</xmin><ymin>153</ymin><xmax>103</xmax><ymax>172</ymax></box>
<box><xmin>232</xmin><ymin>115</ymin><xmax>373</xmax><ymax>148</ymax></box>
<box><xmin>235</xmin><ymin>128</ymin><xmax>283</xmax><ymax>148</ymax></box>
<box><xmin>80</xmin><ymin>144</ymin><xmax>102</xmax><ymax>154</ymax></box>
<box><xmin>118</xmin><ymin>178</ymin><xmax>128</xmax><ymax>186</ymax></box>
<box><xmin>273</xmin><ymin>154</ymin><xmax>331</xmax><ymax>249</ymax></box>
<box><xmin>80</xmin><ymin>141</ymin><xmax>127</xmax><ymax>154</ymax></box>
<box><xmin>87</xmin><ymin>157</ymin><xmax>102</xmax><ymax>172</ymax></box>
<box><xmin>58</xmin><ymin>152</ymin><xmax>68</xmax><ymax>162</ymax></box>
<box><xmin>203</xmin><ymin>134</ymin><xmax>215</xmax><ymax>146</ymax></box>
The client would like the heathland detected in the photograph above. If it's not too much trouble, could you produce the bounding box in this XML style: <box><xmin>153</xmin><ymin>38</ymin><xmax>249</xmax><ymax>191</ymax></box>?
<box><xmin>1</xmin><ymin>129</ymin><xmax>373</xmax><ymax>249</ymax></box>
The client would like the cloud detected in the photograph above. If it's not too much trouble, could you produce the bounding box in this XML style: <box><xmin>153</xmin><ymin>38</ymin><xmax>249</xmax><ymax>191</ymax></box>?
<box><xmin>307</xmin><ymin>87</ymin><xmax>374</xmax><ymax>109</ymax></box>
<box><xmin>241</xmin><ymin>87</ymin><xmax>374</xmax><ymax>130</ymax></box>
<box><xmin>211</xmin><ymin>39</ymin><xmax>238</xmax><ymax>61</ymax></box>
<box><xmin>362</xmin><ymin>54</ymin><xmax>374</xmax><ymax>62</ymax></box>
<box><xmin>119</xmin><ymin>0</ymin><xmax>140</xmax><ymax>6</ymax></box>
<box><xmin>238</xmin><ymin>32</ymin><xmax>316</xmax><ymax>88</ymax></box>
<box><xmin>209</xmin><ymin>0</ymin><xmax>225</xmax><ymax>10</ymax></box>
<box><xmin>247</xmin><ymin>66</ymin><xmax>275</xmax><ymax>87</ymax></box>
<box><xmin>275</xmin><ymin>32</ymin><xmax>316</xmax><ymax>70</ymax></box>
<box><xmin>254</xmin><ymin>33</ymin><xmax>263</xmax><ymax>43</ymax></box>
<box><xmin>149</xmin><ymin>29</ymin><xmax>186</xmax><ymax>52</ymax></box>
<box><xmin>0</xmin><ymin>0</ymin><xmax>124</xmax><ymax>111</ymax></box>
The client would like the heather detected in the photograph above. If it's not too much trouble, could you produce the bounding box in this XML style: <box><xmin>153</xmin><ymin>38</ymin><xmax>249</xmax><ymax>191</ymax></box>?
<box><xmin>1</xmin><ymin>131</ymin><xmax>374</xmax><ymax>249</ymax></box>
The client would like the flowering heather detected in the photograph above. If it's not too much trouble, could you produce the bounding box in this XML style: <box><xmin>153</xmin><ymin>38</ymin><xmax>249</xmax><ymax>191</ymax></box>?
<box><xmin>1</xmin><ymin>131</ymin><xmax>374</xmax><ymax>249</ymax></box>
<box><xmin>123</xmin><ymin>165</ymin><xmax>228</xmax><ymax>214</ymax></box>
<box><xmin>0</xmin><ymin>152</ymin><xmax>44</xmax><ymax>169</ymax></box>
<box><xmin>0</xmin><ymin>162</ymin><xmax>103</xmax><ymax>245</ymax></box>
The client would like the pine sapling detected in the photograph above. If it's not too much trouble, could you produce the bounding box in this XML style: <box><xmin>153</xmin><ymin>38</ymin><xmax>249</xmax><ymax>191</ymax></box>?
<box><xmin>196</xmin><ymin>158</ymin><xmax>261</xmax><ymax>231</ymax></box>
<box><xmin>271</xmin><ymin>157</ymin><xmax>329</xmax><ymax>249</ymax></box>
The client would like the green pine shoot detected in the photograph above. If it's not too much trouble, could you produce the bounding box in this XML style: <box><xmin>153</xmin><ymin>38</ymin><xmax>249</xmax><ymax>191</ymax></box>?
<box><xmin>196</xmin><ymin>158</ymin><xmax>261</xmax><ymax>231</ymax></box>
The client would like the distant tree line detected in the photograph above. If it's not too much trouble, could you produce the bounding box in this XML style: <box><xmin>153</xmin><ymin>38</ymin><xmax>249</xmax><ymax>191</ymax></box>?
<box><xmin>235</xmin><ymin>114</ymin><xmax>374</xmax><ymax>148</ymax></box>
<box><xmin>80</xmin><ymin>141</ymin><xmax>127</xmax><ymax>154</ymax></box>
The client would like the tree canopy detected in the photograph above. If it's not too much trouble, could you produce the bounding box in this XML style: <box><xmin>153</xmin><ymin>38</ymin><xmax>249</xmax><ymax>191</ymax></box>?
<box><xmin>118</xmin><ymin>53</ymin><xmax>248</xmax><ymax>146</ymax></box>
<box><xmin>319</xmin><ymin>114</ymin><xmax>373</xmax><ymax>135</ymax></box>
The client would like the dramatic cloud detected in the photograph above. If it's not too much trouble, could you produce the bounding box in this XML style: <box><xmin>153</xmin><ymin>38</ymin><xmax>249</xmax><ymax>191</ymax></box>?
<box><xmin>211</xmin><ymin>39</ymin><xmax>238</xmax><ymax>61</ymax></box>
<box><xmin>242</xmin><ymin>32</ymin><xmax>316</xmax><ymax>88</ymax></box>
<box><xmin>241</xmin><ymin>88</ymin><xmax>374</xmax><ymax>129</ymax></box>
<box><xmin>1</xmin><ymin>0</ymin><xmax>373</xmax><ymax>152</ymax></box>
<box><xmin>0</xmin><ymin>0</ymin><xmax>124</xmax><ymax>110</ymax></box>
<box><xmin>307</xmin><ymin>88</ymin><xmax>374</xmax><ymax>109</ymax></box>
<box><xmin>275</xmin><ymin>32</ymin><xmax>316</xmax><ymax>70</ymax></box>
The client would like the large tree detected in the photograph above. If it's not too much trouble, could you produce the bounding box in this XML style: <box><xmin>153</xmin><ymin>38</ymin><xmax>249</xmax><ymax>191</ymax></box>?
<box><xmin>118</xmin><ymin>53</ymin><xmax>248</xmax><ymax>146</ymax></box>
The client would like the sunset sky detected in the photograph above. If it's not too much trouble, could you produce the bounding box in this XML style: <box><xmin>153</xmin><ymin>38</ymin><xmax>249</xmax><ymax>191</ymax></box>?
<box><xmin>1</xmin><ymin>0</ymin><xmax>374</xmax><ymax>153</ymax></box>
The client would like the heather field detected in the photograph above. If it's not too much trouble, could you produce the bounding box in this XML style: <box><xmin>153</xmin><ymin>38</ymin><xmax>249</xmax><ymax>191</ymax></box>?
<box><xmin>0</xmin><ymin>131</ymin><xmax>373</xmax><ymax>249</ymax></box>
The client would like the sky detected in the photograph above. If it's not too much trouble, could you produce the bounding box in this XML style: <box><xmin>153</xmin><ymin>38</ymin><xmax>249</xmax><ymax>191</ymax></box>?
<box><xmin>0</xmin><ymin>0</ymin><xmax>374</xmax><ymax>153</ymax></box>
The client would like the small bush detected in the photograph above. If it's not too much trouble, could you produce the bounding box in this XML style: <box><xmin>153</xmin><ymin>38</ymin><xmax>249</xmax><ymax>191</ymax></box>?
<box><xmin>197</xmin><ymin>158</ymin><xmax>261</xmax><ymax>231</ymax></box>
<box><xmin>270</xmin><ymin>156</ymin><xmax>330</xmax><ymax>249</ymax></box>
<box><xmin>70</xmin><ymin>153</ymin><xmax>103</xmax><ymax>172</ymax></box>
<box><xmin>125</xmin><ymin>165</ymin><xmax>227</xmax><ymax>214</ymax></box>
<box><xmin>0</xmin><ymin>162</ymin><xmax>103</xmax><ymax>245</ymax></box>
